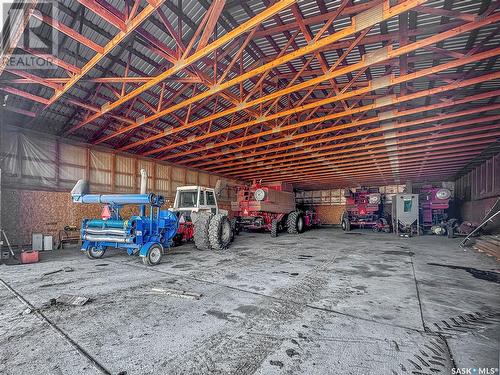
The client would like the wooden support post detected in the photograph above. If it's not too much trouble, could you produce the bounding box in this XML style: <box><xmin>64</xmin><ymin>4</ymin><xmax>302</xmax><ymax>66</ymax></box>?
<box><xmin>133</xmin><ymin>157</ymin><xmax>138</xmax><ymax>193</ymax></box>
<box><xmin>85</xmin><ymin>148</ymin><xmax>91</xmax><ymax>183</ymax></box>
<box><xmin>111</xmin><ymin>153</ymin><xmax>116</xmax><ymax>193</ymax></box>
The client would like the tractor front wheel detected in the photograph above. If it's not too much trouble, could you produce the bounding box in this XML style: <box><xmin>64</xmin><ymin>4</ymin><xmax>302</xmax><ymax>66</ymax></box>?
<box><xmin>86</xmin><ymin>247</ymin><xmax>105</xmax><ymax>259</ymax></box>
<box><xmin>142</xmin><ymin>244</ymin><xmax>163</xmax><ymax>266</ymax></box>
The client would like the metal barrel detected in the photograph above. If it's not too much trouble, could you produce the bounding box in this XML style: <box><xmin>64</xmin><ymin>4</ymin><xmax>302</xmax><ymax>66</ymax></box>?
<box><xmin>83</xmin><ymin>228</ymin><xmax>128</xmax><ymax>236</ymax></box>
<box><xmin>86</xmin><ymin>219</ymin><xmax>127</xmax><ymax>228</ymax></box>
<box><xmin>82</xmin><ymin>234</ymin><xmax>134</xmax><ymax>243</ymax></box>
<box><xmin>75</xmin><ymin>193</ymin><xmax>156</xmax><ymax>205</ymax></box>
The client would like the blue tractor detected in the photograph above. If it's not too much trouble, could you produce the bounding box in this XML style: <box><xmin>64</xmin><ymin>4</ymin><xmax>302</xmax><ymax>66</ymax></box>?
<box><xmin>71</xmin><ymin>179</ymin><xmax>178</xmax><ymax>266</ymax></box>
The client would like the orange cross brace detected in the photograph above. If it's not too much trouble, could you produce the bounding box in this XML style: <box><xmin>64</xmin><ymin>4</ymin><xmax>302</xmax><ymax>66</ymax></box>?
<box><xmin>86</xmin><ymin>0</ymin><xmax>427</xmax><ymax>143</ymax></box>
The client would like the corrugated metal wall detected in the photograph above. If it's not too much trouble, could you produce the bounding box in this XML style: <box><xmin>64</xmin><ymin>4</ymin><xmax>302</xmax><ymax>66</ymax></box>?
<box><xmin>454</xmin><ymin>154</ymin><xmax>500</xmax><ymax>232</ymax></box>
<box><xmin>0</xmin><ymin>126</ymin><xmax>239</xmax><ymax>202</ymax></box>
<box><xmin>295</xmin><ymin>185</ymin><xmax>406</xmax><ymax>224</ymax></box>
<box><xmin>295</xmin><ymin>185</ymin><xmax>406</xmax><ymax>206</ymax></box>
<box><xmin>455</xmin><ymin>154</ymin><xmax>500</xmax><ymax>201</ymax></box>
<box><xmin>0</xmin><ymin>126</ymin><xmax>241</xmax><ymax>246</ymax></box>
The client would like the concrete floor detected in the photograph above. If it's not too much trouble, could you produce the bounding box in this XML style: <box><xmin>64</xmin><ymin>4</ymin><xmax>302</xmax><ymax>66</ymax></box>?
<box><xmin>1</xmin><ymin>227</ymin><xmax>498</xmax><ymax>375</ymax></box>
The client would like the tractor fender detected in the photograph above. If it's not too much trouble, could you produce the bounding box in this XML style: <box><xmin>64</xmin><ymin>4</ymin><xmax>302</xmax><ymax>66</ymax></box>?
<box><xmin>139</xmin><ymin>242</ymin><xmax>162</xmax><ymax>258</ymax></box>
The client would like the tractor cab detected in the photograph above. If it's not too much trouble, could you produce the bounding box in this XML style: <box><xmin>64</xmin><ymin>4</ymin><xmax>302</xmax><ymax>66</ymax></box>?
<box><xmin>172</xmin><ymin>186</ymin><xmax>222</xmax><ymax>221</ymax></box>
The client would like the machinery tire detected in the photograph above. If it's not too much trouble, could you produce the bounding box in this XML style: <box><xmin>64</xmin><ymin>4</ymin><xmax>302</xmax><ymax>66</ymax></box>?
<box><xmin>297</xmin><ymin>214</ymin><xmax>305</xmax><ymax>233</ymax></box>
<box><xmin>270</xmin><ymin>219</ymin><xmax>278</xmax><ymax>238</ymax></box>
<box><xmin>287</xmin><ymin>211</ymin><xmax>304</xmax><ymax>234</ymax></box>
<box><xmin>86</xmin><ymin>247</ymin><xmax>105</xmax><ymax>259</ymax></box>
<box><xmin>209</xmin><ymin>214</ymin><xmax>232</xmax><ymax>250</ymax></box>
<box><xmin>340</xmin><ymin>211</ymin><xmax>348</xmax><ymax>231</ymax></box>
<box><xmin>142</xmin><ymin>244</ymin><xmax>163</xmax><ymax>266</ymax></box>
<box><xmin>232</xmin><ymin>218</ymin><xmax>240</xmax><ymax>235</ymax></box>
<box><xmin>229</xmin><ymin>218</ymin><xmax>237</xmax><ymax>242</ymax></box>
<box><xmin>342</xmin><ymin>218</ymin><xmax>351</xmax><ymax>231</ymax></box>
<box><xmin>194</xmin><ymin>212</ymin><xmax>213</xmax><ymax>250</ymax></box>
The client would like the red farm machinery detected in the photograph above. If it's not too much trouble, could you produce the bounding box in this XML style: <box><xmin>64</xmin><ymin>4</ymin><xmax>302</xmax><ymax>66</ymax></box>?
<box><xmin>341</xmin><ymin>187</ymin><xmax>389</xmax><ymax>232</ymax></box>
<box><xmin>232</xmin><ymin>181</ymin><xmax>320</xmax><ymax>237</ymax></box>
<box><xmin>419</xmin><ymin>185</ymin><xmax>454</xmax><ymax>236</ymax></box>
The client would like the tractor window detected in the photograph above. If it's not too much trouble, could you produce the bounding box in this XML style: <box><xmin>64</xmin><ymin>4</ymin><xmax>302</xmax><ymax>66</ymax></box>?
<box><xmin>199</xmin><ymin>191</ymin><xmax>205</xmax><ymax>205</ymax></box>
<box><xmin>206</xmin><ymin>191</ymin><xmax>216</xmax><ymax>205</ymax></box>
<box><xmin>178</xmin><ymin>191</ymin><xmax>198</xmax><ymax>208</ymax></box>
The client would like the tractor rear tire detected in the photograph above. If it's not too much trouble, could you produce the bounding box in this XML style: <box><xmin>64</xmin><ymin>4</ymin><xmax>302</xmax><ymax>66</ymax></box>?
<box><xmin>271</xmin><ymin>219</ymin><xmax>278</xmax><ymax>238</ymax></box>
<box><xmin>287</xmin><ymin>211</ymin><xmax>305</xmax><ymax>234</ymax></box>
<box><xmin>209</xmin><ymin>214</ymin><xmax>232</xmax><ymax>250</ymax></box>
<box><xmin>194</xmin><ymin>213</ymin><xmax>213</xmax><ymax>251</ymax></box>
<box><xmin>142</xmin><ymin>244</ymin><xmax>163</xmax><ymax>266</ymax></box>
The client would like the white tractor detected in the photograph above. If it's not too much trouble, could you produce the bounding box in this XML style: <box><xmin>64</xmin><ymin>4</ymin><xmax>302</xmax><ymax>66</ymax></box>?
<box><xmin>170</xmin><ymin>185</ymin><xmax>234</xmax><ymax>250</ymax></box>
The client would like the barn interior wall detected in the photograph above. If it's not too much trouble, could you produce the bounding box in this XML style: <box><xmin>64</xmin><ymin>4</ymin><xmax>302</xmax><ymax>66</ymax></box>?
<box><xmin>296</xmin><ymin>185</ymin><xmax>407</xmax><ymax>224</ymax></box>
<box><xmin>0</xmin><ymin>126</ymin><xmax>239</xmax><ymax>246</ymax></box>
<box><xmin>455</xmin><ymin>153</ymin><xmax>500</xmax><ymax>233</ymax></box>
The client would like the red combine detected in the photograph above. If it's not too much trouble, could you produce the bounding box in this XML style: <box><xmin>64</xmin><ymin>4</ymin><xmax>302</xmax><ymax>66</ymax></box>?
<box><xmin>232</xmin><ymin>181</ymin><xmax>320</xmax><ymax>237</ymax></box>
<box><xmin>419</xmin><ymin>185</ymin><xmax>453</xmax><ymax>235</ymax></box>
<box><xmin>341</xmin><ymin>187</ymin><xmax>389</xmax><ymax>232</ymax></box>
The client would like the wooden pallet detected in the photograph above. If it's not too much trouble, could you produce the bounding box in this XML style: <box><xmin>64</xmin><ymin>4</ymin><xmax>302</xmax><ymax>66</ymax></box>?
<box><xmin>473</xmin><ymin>235</ymin><xmax>500</xmax><ymax>261</ymax></box>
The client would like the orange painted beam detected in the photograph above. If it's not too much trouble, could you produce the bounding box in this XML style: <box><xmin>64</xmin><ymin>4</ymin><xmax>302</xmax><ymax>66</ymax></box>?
<box><xmin>31</xmin><ymin>11</ymin><xmax>104</xmax><ymax>53</ymax></box>
<box><xmin>207</xmin><ymin>125</ymin><xmax>500</xmax><ymax>176</ymax></box>
<box><xmin>263</xmin><ymin>158</ymin><xmax>479</xmax><ymax>184</ymax></box>
<box><xmin>236</xmin><ymin>147</ymin><xmax>488</xmax><ymax>180</ymax></box>
<box><xmin>0</xmin><ymin>86</ymin><xmax>50</xmax><ymax>104</ymax></box>
<box><xmin>131</xmin><ymin>16</ymin><xmax>500</xmax><ymax>154</ymax></box>
<box><xmin>0</xmin><ymin>76</ymin><xmax>203</xmax><ymax>85</ymax></box>
<box><xmin>86</xmin><ymin>0</ymin><xmax>426</xmax><ymax>143</ymax></box>
<box><xmin>19</xmin><ymin>47</ymin><xmax>81</xmax><ymax>74</ymax></box>
<box><xmin>272</xmin><ymin>162</ymin><xmax>469</xmax><ymax>183</ymax></box>
<box><xmin>76</xmin><ymin>0</ymin><xmax>127</xmax><ymax>31</ymax></box>
<box><xmin>0</xmin><ymin>0</ymin><xmax>38</xmax><ymax>76</ymax></box>
<box><xmin>221</xmin><ymin>134</ymin><xmax>500</xmax><ymax>178</ymax></box>
<box><xmin>241</xmin><ymin>152</ymin><xmax>483</xmax><ymax>182</ymax></box>
<box><xmin>47</xmin><ymin>0</ymin><xmax>167</xmax><ymax>105</ymax></box>
<box><xmin>168</xmin><ymin>72</ymin><xmax>500</xmax><ymax>166</ymax></box>
<box><xmin>197</xmin><ymin>0</ymin><xmax>226</xmax><ymax>51</ymax></box>
<box><xmin>273</xmin><ymin>164</ymin><xmax>471</xmax><ymax>184</ymax></box>
<box><xmin>5</xmin><ymin>68</ymin><xmax>62</xmax><ymax>91</ymax></box>
<box><xmin>194</xmin><ymin>115</ymin><xmax>500</xmax><ymax>172</ymax></box>
<box><xmin>67</xmin><ymin>0</ymin><xmax>297</xmax><ymax>136</ymax></box>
